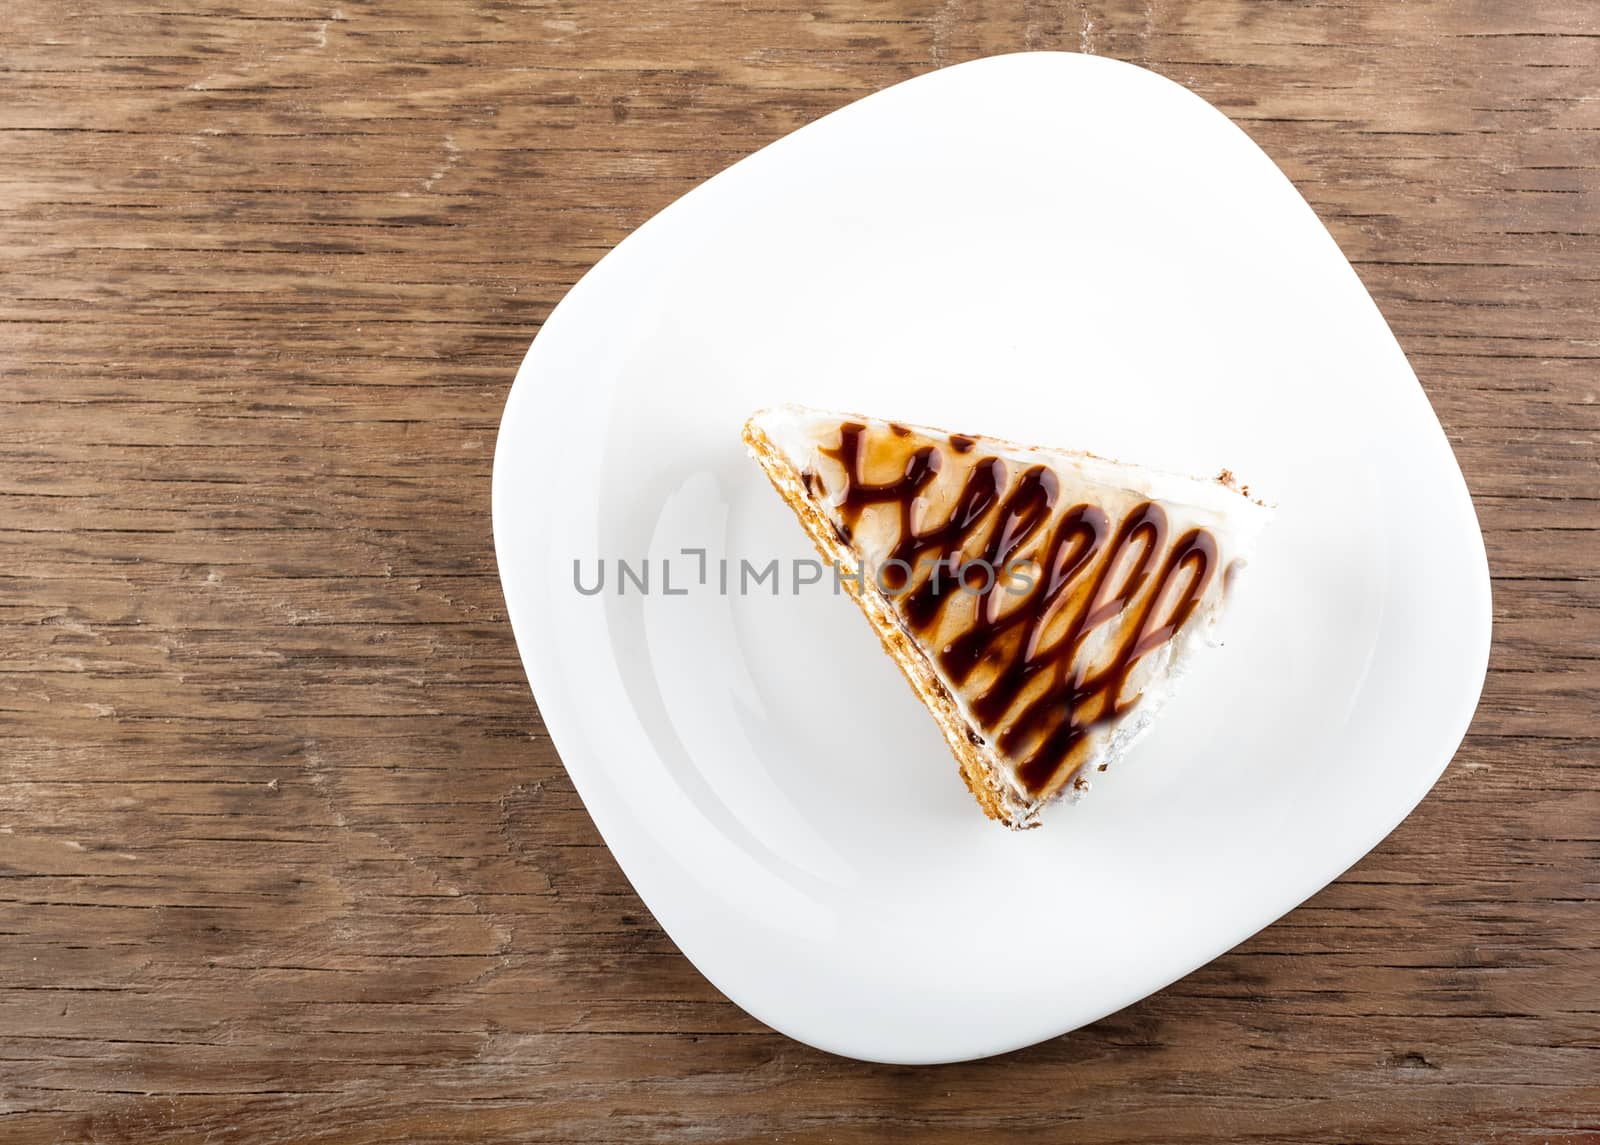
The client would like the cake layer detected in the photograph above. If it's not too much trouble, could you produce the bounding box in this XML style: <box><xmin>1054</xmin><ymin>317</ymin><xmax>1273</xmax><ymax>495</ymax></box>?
<box><xmin>745</xmin><ymin>405</ymin><xmax>1270</xmax><ymax>827</ymax></box>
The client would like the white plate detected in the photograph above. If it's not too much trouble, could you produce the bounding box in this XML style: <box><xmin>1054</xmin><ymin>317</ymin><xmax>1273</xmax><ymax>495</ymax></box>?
<box><xmin>492</xmin><ymin>52</ymin><xmax>1491</xmax><ymax>1064</ymax></box>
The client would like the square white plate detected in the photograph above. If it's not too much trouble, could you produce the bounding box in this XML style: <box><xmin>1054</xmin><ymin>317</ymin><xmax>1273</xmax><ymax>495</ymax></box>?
<box><xmin>492</xmin><ymin>52</ymin><xmax>1490</xmax><ymax>1064</ymax></box>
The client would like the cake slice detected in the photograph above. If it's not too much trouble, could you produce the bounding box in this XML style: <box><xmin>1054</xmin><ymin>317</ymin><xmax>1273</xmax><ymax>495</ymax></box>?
<box><xmin>744</xmin><ymin>405</ymin><xmax>1271</xmax><ymax>829</ymax></box>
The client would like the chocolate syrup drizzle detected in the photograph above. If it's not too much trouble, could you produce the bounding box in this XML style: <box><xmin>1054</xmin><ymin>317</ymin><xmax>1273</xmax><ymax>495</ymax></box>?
<box><xmin>815</xmin><ymin>422</ymin><xmax>1218</xmax><ymax>798</ymax></box>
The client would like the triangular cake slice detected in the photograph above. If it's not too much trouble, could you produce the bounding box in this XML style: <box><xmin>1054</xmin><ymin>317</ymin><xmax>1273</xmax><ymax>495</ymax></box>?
<box><xmin>744</xmin><ymin>404</ymin><xmax>1271</xmax><ymax>829</ymax></box>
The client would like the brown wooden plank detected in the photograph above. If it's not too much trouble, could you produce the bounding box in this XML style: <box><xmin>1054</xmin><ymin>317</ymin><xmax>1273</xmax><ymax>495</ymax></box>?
<box><xmin>2</xmin><ymin>0</ymin><xmax>1597</xmax><ymax>1141</ymax></box>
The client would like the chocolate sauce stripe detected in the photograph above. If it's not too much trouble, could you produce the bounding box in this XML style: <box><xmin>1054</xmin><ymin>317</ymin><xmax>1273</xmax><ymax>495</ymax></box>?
<box><xmin>808</xmin><ymin>423</ymin><xmax>1219</xmax><ymax>799</ymax></box>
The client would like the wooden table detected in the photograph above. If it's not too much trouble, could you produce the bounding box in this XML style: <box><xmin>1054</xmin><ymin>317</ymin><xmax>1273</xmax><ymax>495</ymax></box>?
<box><xmin>3</xmin><ymin>2</ymin><xmax>1597</xmax><ymax>1141</ymax></box>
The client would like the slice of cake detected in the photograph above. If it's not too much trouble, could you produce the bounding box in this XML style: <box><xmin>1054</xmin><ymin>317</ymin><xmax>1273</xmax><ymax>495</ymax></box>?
<box><xmin>744</xmin><ymin>404</ymin><xmax>1271</xmax><ymax>829</ymax></box>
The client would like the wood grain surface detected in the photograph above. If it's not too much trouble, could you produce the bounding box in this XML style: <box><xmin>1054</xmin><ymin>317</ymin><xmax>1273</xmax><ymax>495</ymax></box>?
<box><xmin>3</xmin><ymin>1</ymin><xmax>1598</xmax><ymax>1141</ymax></box>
